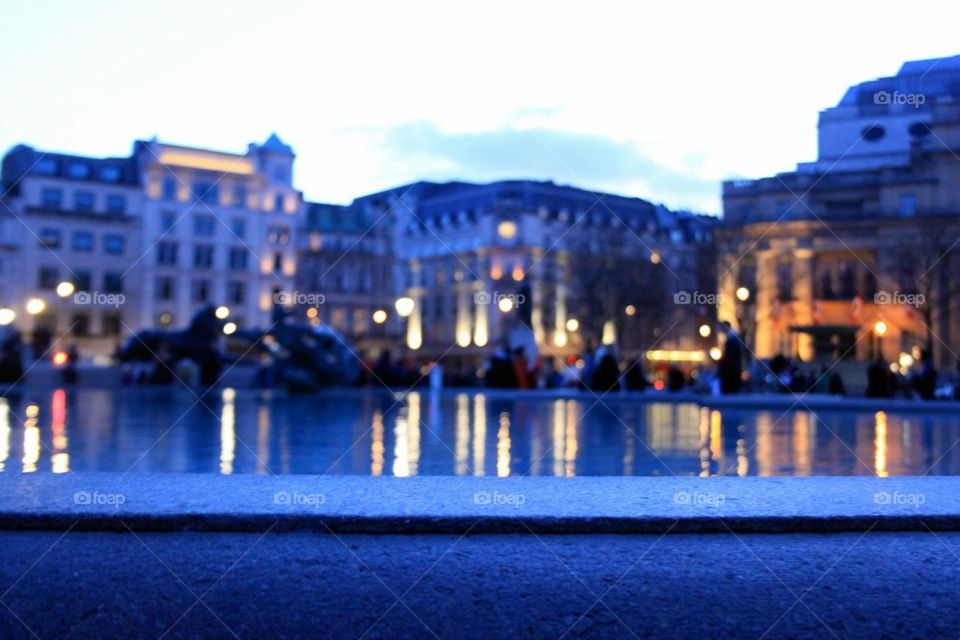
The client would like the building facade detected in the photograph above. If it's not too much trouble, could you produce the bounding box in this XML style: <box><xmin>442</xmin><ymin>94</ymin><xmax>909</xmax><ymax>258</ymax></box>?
<box><xmin>0</xmin><ymin>134</ymin><xmax>302</xmax><ymax>357</ymax></box>
<box><xmin>301</xmin><ymin>180</ymin><xmax>716</xmax><ymax>365</ymax></box>
<box><xmin>719</xmin><ymin>55</ymin><xmax>960</xmax><ymax>369</ymax></box>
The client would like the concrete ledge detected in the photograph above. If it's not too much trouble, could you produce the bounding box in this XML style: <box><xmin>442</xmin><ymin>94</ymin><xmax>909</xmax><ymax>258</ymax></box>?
<box><xmin>1</xmin><ymin>473</ymin><xmax>958</xmax><ymax>534</ymax></box>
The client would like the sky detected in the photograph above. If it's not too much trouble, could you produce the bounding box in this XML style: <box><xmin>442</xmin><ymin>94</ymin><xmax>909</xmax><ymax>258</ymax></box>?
<box><xmin>1</xmin><ymin>0</ymin><xmax>957</xmax><ymax>215</ymax></box>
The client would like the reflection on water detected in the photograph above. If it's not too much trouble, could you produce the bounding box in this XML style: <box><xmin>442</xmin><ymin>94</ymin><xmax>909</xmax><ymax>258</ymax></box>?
<box><xmin>2</xmin><ymin>387</ymin><xmax>960</xmax><ymax>476</ymax></box>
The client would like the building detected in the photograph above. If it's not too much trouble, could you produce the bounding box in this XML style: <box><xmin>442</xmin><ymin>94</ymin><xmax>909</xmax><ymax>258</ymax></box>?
<box><xmin>304</xmin><ymin>180</ymin><xmax>717</xmax><ymax>366</ymax></box>
<box><xmin>0</xmin><ymin>134</ymin><xmax>302</xmax><ymax>357</ymax></box>
<box><xmin>719</xmin><ymin>55</ymin><xmax>960</xmax><ymax>369</ymax></box>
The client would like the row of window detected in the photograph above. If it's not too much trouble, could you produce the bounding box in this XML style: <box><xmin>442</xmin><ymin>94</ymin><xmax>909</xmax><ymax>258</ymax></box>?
<box><xmin>158</xmin><ymin>212</ymin><xmax>290</xmax><ymax>245</ymax></box>
<box><xmin>40</xmin><ymin>188</ymin><xmax>127</xmax><ymax>214</ymax></box>
<box><xmin>156</xmin><ymin>277</ymin><xmax>246</xmax><ymax>305</ymax></box>
<box><xmin>38</xmin><ymin>267</ymin><xmax>124</xmax><ymax>293</ymax></box>
<box><xmin>38</xmin><ymin>229</ymin><xmax>125</xmax><ymax>254</ymax></box>
<box><xmin>159</xmin><ymin>177</ymin><xmax>292</xmax><ymax>212</ymax></box>
<box><xmin>36</xmin><ymin>159</ymin><xmax>124</xmax><ymax>183</ymax></box>
<box><xmin>155</xmin><ymin>242</ymin><xmax>286</xmax><ymax>273</ymax></box>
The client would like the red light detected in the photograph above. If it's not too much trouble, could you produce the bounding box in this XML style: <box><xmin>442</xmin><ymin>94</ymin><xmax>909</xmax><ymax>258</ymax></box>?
<box><xmin>654</xmin><ymin>380</ymin><xmax>665</xmax><ymax>391</ymax></box>
<box><xmin>566</xmin><ymin>355</ymin><xmax>577</xmax><ymax>365</ymax></box>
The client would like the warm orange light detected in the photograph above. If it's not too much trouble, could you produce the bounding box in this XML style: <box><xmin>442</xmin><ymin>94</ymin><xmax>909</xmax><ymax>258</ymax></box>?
<box><xmin>53</xmin><ymin>351</ymin><xmax>68</xmax><ymax>366</ymax></box>
<box><xmin>157</xmin><ymin>150</ymin><xmax>254</xmax><ymax>175</ymax></box>
<box><xmin>874</xmin><ymin>321</ymin><xmax>888</xmax><ymax>336</ymax></box>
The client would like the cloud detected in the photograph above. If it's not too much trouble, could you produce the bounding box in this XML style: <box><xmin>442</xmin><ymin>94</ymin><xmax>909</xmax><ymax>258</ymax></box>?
<box><xmin>373</xmin><ymin>121</ymin><xmax>720</xmax><ymax>213</ymax></box>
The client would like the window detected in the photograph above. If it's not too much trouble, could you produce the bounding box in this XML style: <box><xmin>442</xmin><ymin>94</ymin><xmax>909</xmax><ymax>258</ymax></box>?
<box><xmin>100</xmin><ymin>165</ymin><xmax>121</xmax><ymax>182</ymax></box>
<box><xmin>74</xmin><ymin>191</ymin><xmax>95</xmax><ymax>212</ymax></box>
<box><xmin>193</xmin><ymin>215</ymin><xmax>216</xmax><ymax>237</ymax></box>
<box><xmin>273</xmin><ymin>252</ymin><xmax>284</xmax><ymax>273</ymax></box>
<box><xmin>102</xmin><ymin>312</ymin><xmax>121</xmax><ymax>336</ymax></box>
<box><xmin>67</xmin><ymin>163</ymin><xmax>90</xmax><ymax>179</ymax></box>
<box><xmin>71</xmin><ymin>231</ymin><xmax>94</xmax><ymax>252</ymax></box>
<box><xmin>230</xmin><ymin>217</ymin><xmax>246</xmax><ymax>239</ymax></box>
<box><xmin>162</xmin><ymin>177</ymin><xmax>177</xmax><ymax>201</ymax></box>
<box><xmin>228</xmin><ymin>247</ymin><xmax>248</xmax><ymax>271</ymax></box>
<box><xmin>267</xmin><ymin>225</ymin><xmax>290</xmax><ymax>245</ymax></box>
<box><xmin>156</xmin><ymin>241</ymin><xmax>178</xmax><ymax>266</ymax></box>
<box><xmin>105</xmin><ymin>194</ymin><xmax>126</xmax><ymax>214</ymax></box>
<box><xmin>192</xmin><ymin>279</ymin><xmax>211</xmax><ymax>303</ymax></box>
<box><xmin>227</xmin><ymin>281</ymin><xmax>245</xmax><ymax>304</ymax></box>
<box><xmin>36</xmin><ymin>159</ymin><xmax>58</xmax><ymax>176</ymax></box>
<box><xmin>193</xmin><ymin>244</ymin><xmax>215</xmax><ymax>269</ymax></box>
<box><xmin>192</xmin><ymin>182</ymin><xmax>218</xmax><ymax>205</ymax></box>
<box><xmin>900</xmin><ymin>194</ymin><xmax>917</xmax><ymax>217</ymax></box>
<box><xmin>41</xmin><ymin>188</ymin><xmax>63</xmax><ymax>209</ymax></box>
<box><xmin>274</xmin><ymin>194</ymin><xmax>285</xmax><ymax>212</ymax></box>
<box><xmin>156</xmin><ymin>276</ymin><xmax>175</xmax><ymax>301</ymax></box>
<box><xmin>233</xmin><ymin>187</ymin><xmax>247</xmax><ymax>209</ymax></box>
<box><xmin>39</xmin><ymin>228</ymin><xmax>61</xmax><ymax>248</ymax></box>
<box><xmin>72</xmin><ymin>313</ymin><xmax>91</xmax><ymax>337</ymax></box>
<box><xmin>104</xmin><ymin>234</ymin><xmax>125</xmax><ymax>255</ymax></box>
<box><xmin>38</xmin><ymin>266</ymin><xmax>59</xmax><ymax>289</ymax></box>
<box><xmin>75</xmin><ymin>271</ymin><xmax>92</xmax><ymax>292</ymax></box>
<box><xmin>160</xmin><ymin>211</ymin><xmax>177</xmax><ymax>232</ymax></box>
<box><xmin>103</xmin><ymin>272</ymin><xmax>124</xmax><ymax>294</ymax></box>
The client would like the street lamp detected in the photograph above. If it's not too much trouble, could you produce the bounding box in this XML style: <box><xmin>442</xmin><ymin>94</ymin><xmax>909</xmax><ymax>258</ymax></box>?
<box><xmin>26</xmin><ymin>298</ymin><xmax>45</xmax><ymax>315</ymax></box>
<box><xmin>215</xmin><ymin>305</ymin><xmax>230</xmax><ymax>320</ymax></box>
<box><xmin>625</xmin><ymin>305</ymin><xmax>636</xmax><ymax>317</ymax></box>
<box><xmin>736</xmin><ymin>286</ymin><xmax>750</xmax><ymax>302</ymax></box>
<box><xmin>874</xmin><ymin>320</ymin><xmax>888</xmax><ymax>360</ymax></box>
<box><xmin>566</xmin><ymin>318</ymin><xmax>579</xmax><ymax>332</ymax></box>
<box><xmin>395</xmin><ymin>297</ymin><xmax>414</xmax><ymax>318</ymax></box>
<box><xmin>497</xmin><ymin>296</ymin><xmax>514</xmax><ymax>313</ymax></box>
<box><xmin>56</xmin><ymin>281</ymin><xmax>75</xmax><ymax>298</ymax></box>
<box><xmin>372</xmin><ymin>309</ymin><xmax>387</xmax><ymax>324</ymax></box>
<box><xmin>0</xmin><ymin>308</ymin><xmax>15</xmax><ymax>326</ymax></box>
<box><xmin>699</xmin><ymin>324</ymin><xmax>712</xmax><ymax>338</ymax></box>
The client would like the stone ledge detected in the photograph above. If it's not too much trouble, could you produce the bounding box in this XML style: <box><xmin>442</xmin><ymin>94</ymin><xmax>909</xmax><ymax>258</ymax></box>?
<box><xmin>0</xmin><ymin>473</ymin><xmax>957</xmax><ymax>534</ymax></box>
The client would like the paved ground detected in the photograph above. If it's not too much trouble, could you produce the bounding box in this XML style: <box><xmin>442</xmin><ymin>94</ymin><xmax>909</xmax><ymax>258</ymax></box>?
<box><xmin>1</xmin><ymin>530</ymin><xmax>959</xmax><ymax>639</ymax></box>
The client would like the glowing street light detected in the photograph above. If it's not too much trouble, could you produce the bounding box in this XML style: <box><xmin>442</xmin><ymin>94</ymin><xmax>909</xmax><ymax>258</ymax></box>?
<box><xmin>566</xmin><ymin>318</ymin><xmax>579</xmax><ymax>332</ymax></box>
<box><xmin>625</xmin><ymin>305</ymin><xmax>636</xmax><ymax>316</ymax></box>
<box><xmin>709</xmin><ymin>346</ymin><xmax>722</xmax><ymax>361</ymax></box>
<box><xmin>874</xmin><ymin>320</ymin><xmax>888</xmax><ymax>336</ymax></box>
<box><xmin>56</xmin><ymin>282</ymin><xmax>75</xmax><ymax>298</ymax></box>
<box><xmin>223</xmin><ymin>322</ymin><xmax>237</xmax><ymax>335</ymax></box>
<box><xmin>0</xmin><ymin>308</ymin><xmax>15</xmax><ymax>325</ymax></box>
<box><xmin>736</xmin><ymin>287</ymin><xmax>750</xmax><ymax>302</ymax></box>
<box><xmin>497</xmin><ymin>296</ymin><xmax>514</xmax><ymax>313</ymax></box>
<box><xmin>372</xmin><ymin>309</ymin><xmax>387</xmax><ymax>324</ymax></box>
<box><xmin>215</xmin><ymin>305</ymin><xmax>230</xmax><ymax>319</ymax></box>
<box><xmin>395</xmin><ymin>297</ymin><xmax>415</xmax><ymax>318</ymax></box>
<box><xmin>26</xmin><ymin>298</ymin><xmax>45</xmax><ymax>315</ymax></box>
<box><xmin>699</xmin><ymin>324</ymin><xmax>712</xmax><ymax>338</ymax></box>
